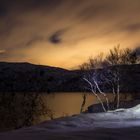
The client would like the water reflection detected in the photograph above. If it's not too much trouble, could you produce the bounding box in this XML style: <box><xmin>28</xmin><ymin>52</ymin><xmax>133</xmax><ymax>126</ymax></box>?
<box><xmin>42</xmin><ymin>92</ymin><xmax>132</xmax><ymax>120</ymax></box>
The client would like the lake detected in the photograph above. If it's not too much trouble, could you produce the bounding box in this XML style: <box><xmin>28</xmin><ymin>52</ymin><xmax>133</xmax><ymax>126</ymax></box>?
<box><xmin>41</xmin><ymin>92</ymin><xmax>132</xmax><ymax>120</ymax></box>
<box><xmin>0</xmin><ymin>92</ymin><xmax>133</xmax><ymax>130</ymax></box>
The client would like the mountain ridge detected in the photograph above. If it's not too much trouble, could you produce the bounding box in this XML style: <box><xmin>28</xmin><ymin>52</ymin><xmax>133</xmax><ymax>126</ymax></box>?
<box><xmin>0</xmin><ymin>62</ymin><xmax>140</xmax><ymax>93</ymax></box>
<box><xmin>0</xmin><ymin>62</ymin><xmax>83</xmax><ymax>92</ymax></box>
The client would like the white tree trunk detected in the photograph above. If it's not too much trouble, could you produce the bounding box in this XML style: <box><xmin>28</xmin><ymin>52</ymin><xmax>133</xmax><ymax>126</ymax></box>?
<box><xmin>83</xmin><ymin>78</ymin><xmax>107</xmax><ymax>112</ymax></box>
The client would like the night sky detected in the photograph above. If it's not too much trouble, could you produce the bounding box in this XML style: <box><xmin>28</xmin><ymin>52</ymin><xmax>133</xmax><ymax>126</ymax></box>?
<box><xmin>0</xmin><ymin>0</ymin><xmax>140</xmax><ymax>68</ymax></box>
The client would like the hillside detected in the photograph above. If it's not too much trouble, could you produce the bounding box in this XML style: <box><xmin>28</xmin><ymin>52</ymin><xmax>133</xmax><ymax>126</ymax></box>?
<box><xmin>0</xmin><ymin>62</ymin><xmax>84</xmax><ymax>92</ymax></box>
<box><xmin>0</xmin><ymin>62</ymin><xmax>140</xmax><ymax>93</ymax></box>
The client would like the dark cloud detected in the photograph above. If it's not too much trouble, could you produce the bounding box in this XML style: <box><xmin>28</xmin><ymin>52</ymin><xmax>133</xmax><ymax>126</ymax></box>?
<box><xmin>0</xmin><ymin>1</ymin><xmax>15</xmax><ymax>16</ymax></box>
<box><xmin>49</xmin><ymin>29</ymin><xmax>67</xmax><ymax>44</ymax></box>
<box><xmin>49</xmin><ymin>31</ymin><xmax>62</xmax><ymax>44</ymax></box>
<box><xmin>0</xmin><ymin>5</ymin><xmax>7</xmax><ymax>17</ymax></box>
<box><xmin>30</xmin><ymin>0</ymin><xmax>62</xmax><ymax>8</ymax></box>
<box><xmin>0</xmin><ymin>0</ymin><xmax>63</xmax><ymax>12</ymax></box>
<box><xmin>125</xmin><ymin>23</ymin><xmax>140</xmax><ymax>32</ymax></box>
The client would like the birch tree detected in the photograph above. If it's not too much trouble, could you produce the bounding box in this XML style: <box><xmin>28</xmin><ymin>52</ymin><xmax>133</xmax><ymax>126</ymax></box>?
<box><xmin>83</xmin><ymin>67</ymin><xmax>121</xmax><ymax>112</ymax></box>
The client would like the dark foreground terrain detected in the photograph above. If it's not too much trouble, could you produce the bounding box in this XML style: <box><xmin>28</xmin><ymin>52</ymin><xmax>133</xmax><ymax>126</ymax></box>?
<box><xmin>1</xmin><ymin>127</ymin><xmax>140</xmax><ymax>140</ymax></box>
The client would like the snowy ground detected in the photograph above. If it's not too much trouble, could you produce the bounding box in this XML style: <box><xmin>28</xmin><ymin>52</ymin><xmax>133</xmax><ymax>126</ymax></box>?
<box><xmin>1</xmin><ymin>105</ymin><xmax>140</xmax><ymax>140</ymax></box>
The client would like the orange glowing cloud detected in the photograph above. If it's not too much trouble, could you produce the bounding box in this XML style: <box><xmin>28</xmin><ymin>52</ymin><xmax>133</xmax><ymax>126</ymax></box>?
<box><xmin>0</xmin><ymin>0</ymin><xmax>140</xmax><ymax>68</ymax></box>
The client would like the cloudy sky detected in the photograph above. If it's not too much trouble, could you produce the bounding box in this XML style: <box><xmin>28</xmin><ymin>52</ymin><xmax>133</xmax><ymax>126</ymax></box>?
<box><xmin>0</xmin><ymin>0</ymin><xmax>140</xmax><ymax>69</ymax></box>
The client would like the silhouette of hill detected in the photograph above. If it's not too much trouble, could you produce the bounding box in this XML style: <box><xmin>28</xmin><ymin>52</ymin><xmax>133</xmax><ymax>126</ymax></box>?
<box><xmin>0</xmin><ymin>62</ymin><xmax>140</xmax><ymax>93</ymax></box>
<box><xmin>0</xmin><ymin>62</ymin><xmax>84</xmax><ymax>92</ymax></box>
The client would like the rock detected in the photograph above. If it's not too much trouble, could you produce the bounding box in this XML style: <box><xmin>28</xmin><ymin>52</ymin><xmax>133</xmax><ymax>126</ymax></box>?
<box><xmin>87</xmin><ymin>100</ymin><xmax>140</xmax><ymax>113</ymax></box>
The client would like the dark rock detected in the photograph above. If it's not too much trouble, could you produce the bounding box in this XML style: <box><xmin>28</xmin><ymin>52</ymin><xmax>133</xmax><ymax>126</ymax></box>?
<box><xmin>87</xmin><ymin>100</ymin><xmax>140</xmax><ymax>113</ymax></box>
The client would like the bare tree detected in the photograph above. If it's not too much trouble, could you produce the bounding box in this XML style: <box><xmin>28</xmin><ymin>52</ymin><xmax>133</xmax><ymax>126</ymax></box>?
<box><xmin>79</xmin><ymin>53</ymin><xmax>105</xmax><ymax>70</ymax></box>
<box><xmin>0</xmin><ymin>92</ymin><xmax>50</xmax><ymax>130</ymax></box>
<box><xmin>80</xmin><ymin>45</ymin><xmax>140</xmax><ymax>113</ymax></box>
<box><xmin>106</xmin><ymin>45</ymin><xmax>139</xmax><ymax>65</ymax></box>
<box><xmin>80</xmin><ymin>93</ymin><xmax>87</xmax><ymax>113</ymax></box>
<box><xmin>83</xmin><ymin>65</ymin><xmax>121</xmax><ymax>112</ymax></box>
<box><xmin>105</xmin><ymin>45</ymin><xmax>121</xmax><ymax>65</ymax></box>
<box><xmin>101</xmin><ymin>67</ymin><xmax>121</xmax><ymax>109</ymax></box>
<box><xmin>83</xmin><ymin>70</ymin><xmax>110</xmax><ymax>112</ymax></box>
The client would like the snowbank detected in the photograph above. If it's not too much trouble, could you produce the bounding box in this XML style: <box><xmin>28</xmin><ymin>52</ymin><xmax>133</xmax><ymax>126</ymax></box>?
<box><xmin>1</xmin><ymin>105</ymin><xmax>140</xmax><ymax>140</ymax></box>
<box><xmin>33</xmin><ymin>104</ymin><xmax>140</xmax><ymax>130</ymax></box>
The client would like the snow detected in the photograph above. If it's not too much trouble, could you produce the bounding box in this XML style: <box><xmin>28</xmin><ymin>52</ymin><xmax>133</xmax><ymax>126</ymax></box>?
<box><xmin>1</xmin><ymin>105</ymin><xmax>140</xmax><ymax>140</ymax></box>
<box><xmin>37</xmin><ymin>104</ymin><xmax>140</xmax><ymax>130</ymax></box>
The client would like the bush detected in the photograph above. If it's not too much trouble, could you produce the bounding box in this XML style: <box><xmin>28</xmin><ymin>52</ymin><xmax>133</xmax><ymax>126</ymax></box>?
<box><xmin>0</xmin><ymin>92</ymin><xmax>47</xmax><ymax>131</ymax></box>
<box><xmin>79</xmin><ymin>45</ymin><xmax>139</xmax><ymax>70</ymax></box>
